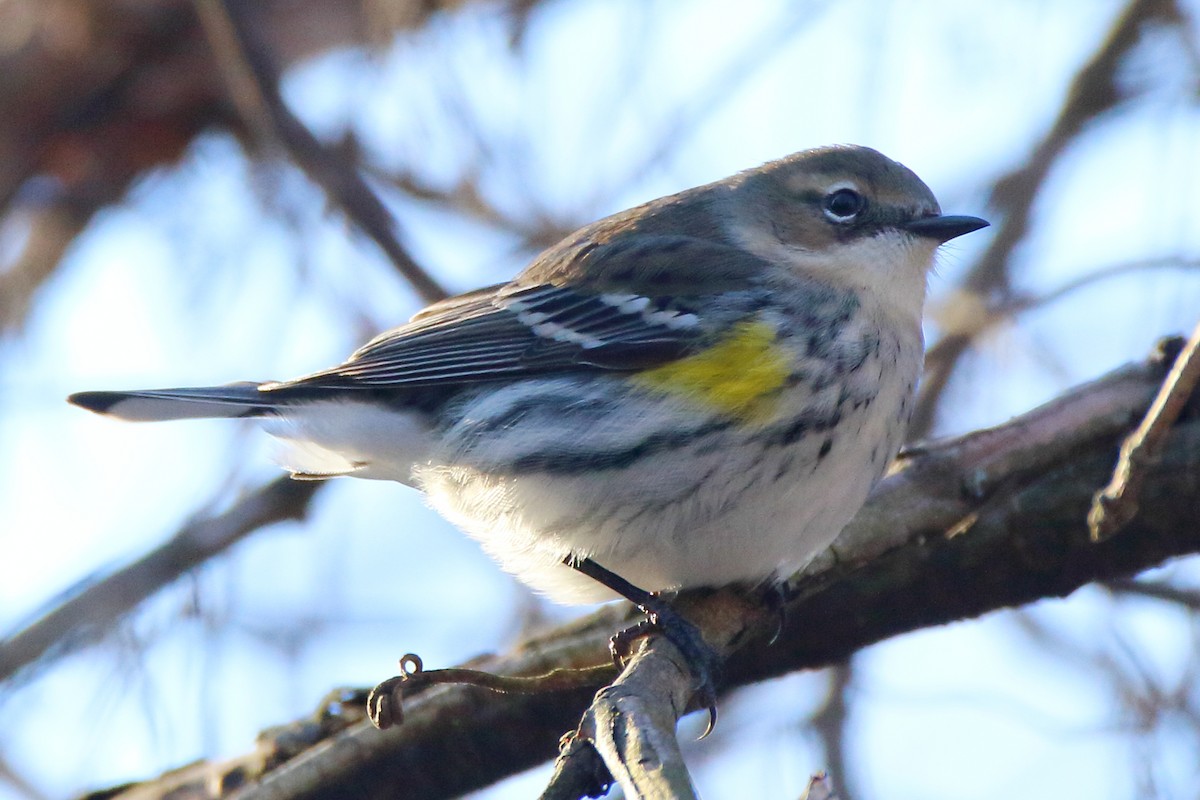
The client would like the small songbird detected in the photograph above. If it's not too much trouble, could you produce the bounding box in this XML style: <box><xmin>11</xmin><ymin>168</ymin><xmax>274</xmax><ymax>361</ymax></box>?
<box><xmin>70</xmin><ymin>145</ymin><xmax>987</xmax><ymax>609</ymax></box>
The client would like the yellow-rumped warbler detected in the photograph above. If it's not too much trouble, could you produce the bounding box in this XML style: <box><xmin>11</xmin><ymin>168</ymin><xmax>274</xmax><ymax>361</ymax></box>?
<box><xmin>70</xmin><ymin>145</ymin><xmax>986</xmax><ymax>607</ymax></box>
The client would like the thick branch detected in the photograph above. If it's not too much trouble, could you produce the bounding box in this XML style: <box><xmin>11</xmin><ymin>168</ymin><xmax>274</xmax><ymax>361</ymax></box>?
<box><xmin>88</xmin><ymin>344</ymin><xmax>1200</xmax><ymax>800</ymax></box>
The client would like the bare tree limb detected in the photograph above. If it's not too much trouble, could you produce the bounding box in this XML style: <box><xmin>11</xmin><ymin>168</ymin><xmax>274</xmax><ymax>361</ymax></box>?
<box><xmin>539</xmin><ymin>735</ymin><xmax>612</xmax><ymax>800</ymax></box>
<box><xmin>1090</xmin><ymin>320</ymin><xmax>1200</xmax><ymax>540</ymax></box>
<box><xmin>549</xmin><ymin>589</ymin><xmax>777</xmax><ymax>798</ymax></box>
<box><xmin>82</xmin><ymin>342</ymin><xmax>1200</xmax><ymax>800</ymax></box>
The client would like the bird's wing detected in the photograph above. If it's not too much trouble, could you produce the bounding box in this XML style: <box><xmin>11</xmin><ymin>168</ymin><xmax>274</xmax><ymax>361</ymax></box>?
<box><xmin>266</xmin><ymin>235</ymin><xmax>768</xmax><ymax>392</ymax></box>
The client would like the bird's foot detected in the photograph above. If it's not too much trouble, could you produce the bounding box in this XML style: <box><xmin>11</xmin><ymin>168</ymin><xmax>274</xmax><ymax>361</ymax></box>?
<box><xmin>564</xmin><ymin>555</ymin><xmax>723</xmax><ymax>736</ymax></box>
<box><xmin>609</xmin><ymin>595</ymin><xmax>723</xmax><ymax>736</ymax></box>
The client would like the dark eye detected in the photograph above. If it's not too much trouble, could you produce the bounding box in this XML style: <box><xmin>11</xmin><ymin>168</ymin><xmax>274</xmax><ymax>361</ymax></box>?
<box><xmin>822</xmin><ymin>188</ymin><xmax>867</xmax><ymax>223</ymax></box>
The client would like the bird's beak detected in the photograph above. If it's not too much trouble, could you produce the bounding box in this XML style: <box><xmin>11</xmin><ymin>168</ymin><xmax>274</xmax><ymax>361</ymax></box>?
<box><xmin>904</xmin><ymin>214</ymin><xmax>989</xmax><ymax>243</ymax></box>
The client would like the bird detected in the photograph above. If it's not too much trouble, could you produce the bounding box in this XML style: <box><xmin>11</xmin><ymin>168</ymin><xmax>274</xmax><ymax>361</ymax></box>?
<box><xmin>70</xmin><ymin>145</ymin><xmax>987</xmax><ymax>613</ymax></box>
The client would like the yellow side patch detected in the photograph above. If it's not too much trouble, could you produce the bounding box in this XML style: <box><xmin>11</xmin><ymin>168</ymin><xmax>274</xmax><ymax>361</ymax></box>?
<box><xmin>632</xmin><ymin>320</ymin><xmax>789</xmax><ymax>420</ymax></box>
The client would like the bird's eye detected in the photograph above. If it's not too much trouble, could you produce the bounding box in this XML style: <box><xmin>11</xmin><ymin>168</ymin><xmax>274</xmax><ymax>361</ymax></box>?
<box><xmin>822</xmin><ymin>188</ymin><xmax>867</xmax><ymax>223</ymax></box>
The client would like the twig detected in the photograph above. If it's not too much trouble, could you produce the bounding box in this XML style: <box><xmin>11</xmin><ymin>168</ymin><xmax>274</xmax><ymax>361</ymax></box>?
<box><xmin>910</xmin><ymin>0</ymin><xmax>1185</xmax><ymax>438</ymax></box>
<box><xmin>1016</xmin><ymin>258</ymin><xmax>1200</xmax><ymax>313</ymax></box>
<box><xmin>800</xmin><ymin>772</ymin><xmax>841</xmax><ymax>800</ymax></box>
<box><xmin>947</xmin><ymin>257</ymin><xmax>1200</xmax><ymax>347</ymax></box>
<box><xmin>192</xmin><ymin>0</ymin><xmax>448</xmax><ymax>303</ymax></box>
<box><xmin>1089</xmin><ymin>321</ymin><xmax>1200</xmax><ymax>540</ymax></box>
<box><xmin>809</xmin><ymin>662</ymin><xmax>853</xmax><ymax>799</ymax></box>
<box><xmin>367</xmin><ymin>652</ymin><xmax>615</xmax><ymax>730</ymax></box>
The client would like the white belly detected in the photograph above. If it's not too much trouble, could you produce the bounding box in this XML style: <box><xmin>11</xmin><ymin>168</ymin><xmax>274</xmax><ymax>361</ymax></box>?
<box><xmin>415</xmin><ymin>325</ymin><xmax>919</xmax><ymax>604</ymax></box>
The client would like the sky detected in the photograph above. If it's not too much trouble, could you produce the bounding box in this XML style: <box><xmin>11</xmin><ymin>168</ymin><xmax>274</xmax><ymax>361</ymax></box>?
<box><xmin>3</xmin><ymin>1</ymin><xmax>1200</xmax><ymax>798</ymax></box>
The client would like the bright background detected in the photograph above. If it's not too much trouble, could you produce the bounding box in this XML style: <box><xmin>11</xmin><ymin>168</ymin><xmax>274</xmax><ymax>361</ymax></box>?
<box><xmin>2</xmin><ymin>1</ymin><xmax>1200</xmax><ymax>798</ymax></box>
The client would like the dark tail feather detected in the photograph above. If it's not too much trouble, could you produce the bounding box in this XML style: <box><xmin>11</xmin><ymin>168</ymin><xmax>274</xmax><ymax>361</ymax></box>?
<box><xmin>68</xmin><ymin>383</ymin><xmax>278</xmax><ymax>422</ymax></box>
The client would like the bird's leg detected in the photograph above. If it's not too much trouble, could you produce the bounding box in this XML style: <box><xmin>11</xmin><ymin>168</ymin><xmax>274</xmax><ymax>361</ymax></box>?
<box><xmin>564</xmin><ymin>555</ymin><xmax>722</xmax><ymax>732</ymax></box>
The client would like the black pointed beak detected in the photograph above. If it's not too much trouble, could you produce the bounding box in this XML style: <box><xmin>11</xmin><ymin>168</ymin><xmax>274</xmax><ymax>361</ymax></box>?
<box><xmin>904</xmin><ymin>214</ymin><xmax>989</xmax><ymax>243</ymax></box>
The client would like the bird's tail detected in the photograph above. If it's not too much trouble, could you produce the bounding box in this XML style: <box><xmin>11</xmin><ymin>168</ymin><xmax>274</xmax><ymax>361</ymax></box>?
<box><xmin>67</xmin><ymin>383</ymin><xmax>278</xmax><ymax>422</ymax></box>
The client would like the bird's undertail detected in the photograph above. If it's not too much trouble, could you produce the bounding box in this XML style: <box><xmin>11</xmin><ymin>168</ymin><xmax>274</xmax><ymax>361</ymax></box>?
<box><xmin>67</xmin><ymin>383</ymin><xmax>277</xmax><ymax>422</ymax></box>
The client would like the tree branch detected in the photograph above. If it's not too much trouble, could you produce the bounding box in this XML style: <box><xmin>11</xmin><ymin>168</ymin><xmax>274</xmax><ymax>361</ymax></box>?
<box><xmin>1090</xmin><ymin>320</ymin><xmax>1200</xmax><ymax>540</ymax></box>
<box><xmin>579</xmin><ymin>637</ymin><xmax>699</xmax><ymax>799</ymax></box>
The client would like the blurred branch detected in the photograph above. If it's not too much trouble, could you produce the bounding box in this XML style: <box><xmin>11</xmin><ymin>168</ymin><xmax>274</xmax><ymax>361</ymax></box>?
<box><xmin>809</xmin><ymin>662</ymin><xmax>855</xmax><ymax>800</ymax></box>
<box><xmin>377</xmin><ymin>164</ymin><xmax>563</xmax><ymax>251</ymax></box>
<box><xmin>0</xmin><ymin>752</ymin><xmax>49</xmax><ymax>800</ymax></box>
<box><xmin>0</xmin><ymin>0</ymin><xmax>541</xmax><ymax>330</ymax></box>
<box><xmin>918</xmin><ymin>257</ymin><xmax>1200</xmax><ymax>402</ymax></box>
<box><xmin>193</xmin><ymin>0</ymin><xmax>448</xmax><ymax>303</ymax></box>
<box><xmin>910</xmin><ymin>0</ymin><xmax>1189</xmax><ymax>438</ymax></box>
<box><xmin>589</xmin><ymin>3</ymin><xmax>828</xmax><ymax>214</ymax></box>
<box><xmin>801</xmin><ymin>773</ymin><xmax>841</xmax><ymax>800</ymax></box>
<box><xmin>83</xmin><ymin>343</ymin><xmax>1200</xmax><ymax>799</ymax></box>
<box><xmin>368</xmin><ymin>3</ymin><xmax>828</xmax><ymax>259</ymax></box>
<box><xmin>0</xmin><ymin>202</ymin><xmax>92</xmax><ymax>331</ymax></box>
<box><xmin>0</xmin><ymin>477</ymin><xmax>319</xmax><ymax>684</ymax></box>
<box><xmin>1010</xmin><ymin>594</ymin><xmax>1200</xmax><ymax>795</ymax></box>
<box><xmin>1017</xmin><ymin>257</ymin><xmax>1200</xmax><ymax>312</ymax></box>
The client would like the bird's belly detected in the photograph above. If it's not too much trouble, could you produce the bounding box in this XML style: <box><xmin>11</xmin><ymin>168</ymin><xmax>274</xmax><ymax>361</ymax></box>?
<box><xmin>415</xmin><ymin>355</ymin><xmax>915</xmax><ymax>603</ymax></box>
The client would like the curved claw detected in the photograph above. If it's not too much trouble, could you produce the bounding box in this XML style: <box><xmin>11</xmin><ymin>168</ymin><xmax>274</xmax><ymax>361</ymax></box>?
<box><xmin>610</xmin><ymin>606</ymin><xmax>725</xmax><ymax>735</ymax></box>
<box><xmin>698</xmin><ymin>695</ymin><xmax>719</xmax><ymax>740</ymax></box>
<box><xmin>761</xmin><ymin>584</ymin><xmax>789</xmax><ymax>646</ymax></box>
